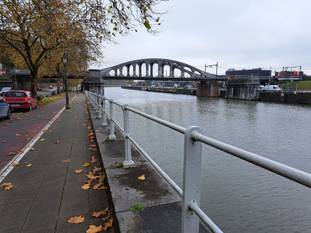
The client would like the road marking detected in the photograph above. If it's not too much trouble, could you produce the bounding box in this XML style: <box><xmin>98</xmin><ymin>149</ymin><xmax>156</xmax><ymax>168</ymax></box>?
<box><xmin>0</xmin><ymin>95</ymin><xmax>77</xmax><ymax>182</ymax></box>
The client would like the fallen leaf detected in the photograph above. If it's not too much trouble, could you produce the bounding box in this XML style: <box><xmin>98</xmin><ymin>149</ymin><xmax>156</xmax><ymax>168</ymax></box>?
<box><xmin>55</xmin><ymin>140</ymin><xmax>60</xmax><ymax>144</ymax></box>
<box><xmin>83</xmin><ymin>162</ymin><xmax>91</xmax><ymax>167</ymax></box>
<box><xmin>86</xmin><ymin>172</ymin><xmax>101</xmax><ymax>180</ymax></box>
<box><xmin>81</xmin><ymin>183</ymin><xmax>91</xmax><ymax>190</ymax></box>
<box><xmin>92</xmin><ymin>167</ymin><xmax>102</xmax><ymax>173</ymax></box>
<box><xmin>137</xmin><ymin>174</ymin><xmax>146</xmax><ymax>181</ymax></box>
<box><xmin>75</xmin><ymin>168</ymin><xmax>83</xmax><ymax>174</ymax></box>
<box><xmin>92</xmin><ymin>208</ymin><xmax>109</xmax><ymax>218</ymax></box>
<box><xmin>30</xmin><ymin>147</ymin><xmax>35</xmax><ymax>151</ymax></box>
<box><xmin>102</xmin><ymin>218</ymin><xmax>114</xmax><ymax>231</ymax></box>
<box><xmin>90</xmin><ymin>156</ymin><xmax>97</xmax><ymax>164</ymax></box>
<box><xmin>67</xmin><ymin>215</ymin><xmax>85</xmax><ymax>224</ymax></box>
<box><xmin>2</xmin><ymin>140</ymin><xmax>7</xmax><ymax>143</ymax></box>
<box><xmin>0</xmin><ymin>182</ymin><xmax>14</xmax><ymax>191</ymax></box>
<box><xmin>86</xmin><ymin>225</ymin><xmax>103</xmax><ymax>233</ymax></box>
<box><xmin>8</xmin><ymin>152</ymin><xmax>16</xmax><ymax>156</ymax></box>
<box><xmin>93</xmin><ymin>182</ymin><xmax>106</xmax><ymax>190</ymax></box>
<box><xmin>12</xmin><ymin>162</ymin><xmax>20</xmax><ymax>167</ymax></box>
<box><xmin>26</xmin><ymin>163</ymin><xmax>32</xmax><ymax>168</ymax></box>
<box><xmin>40</xmin><ymin>138</ymin><xmax>45</xmax><ymax>142</ymax></box>
<box><xmin>16</xmin><ymin>133</ymin><xmax>21</xmax><ymax>137</ymax></box>
<box><xmin>62</xmin><ymin>159</ymin><xmax>71</xmax><ymax>163</ymax></box>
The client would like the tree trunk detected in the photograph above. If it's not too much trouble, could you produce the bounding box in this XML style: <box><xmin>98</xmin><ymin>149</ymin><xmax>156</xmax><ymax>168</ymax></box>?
<box><xmin>57</xmin><ymin>74</ymin><xmax>61</xmax><ymax>94</ymax></box>
<box><xmin>30</xmin><ymin>69</ymin><xmax>38</xmax><ymax>96</ymax></box>
<box><xmin>56</xmin><ymin>65</ymin><xmax>61</xmax><ymax>94</ymax></box>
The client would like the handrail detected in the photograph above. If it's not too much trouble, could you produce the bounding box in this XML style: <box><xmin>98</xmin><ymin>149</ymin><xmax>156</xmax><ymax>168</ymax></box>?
<box><xmin>85</xmin><ymin>90</ymin><xmax>311</xmax><ymax>233</ymax></box>
<box><xmin>191</xmin><ymin>131</ymin><xmax>311</xmax><ymax>188</ymax></box>
<box><xmin>126</xmin><ymin>106</ymin><xmax>186</xmax><ymax>134</ymax></box>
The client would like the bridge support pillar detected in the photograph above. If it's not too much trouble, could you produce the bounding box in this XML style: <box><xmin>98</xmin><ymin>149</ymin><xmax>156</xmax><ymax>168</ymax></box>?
<box><xmin>196</xmin><ymin>81</ymin><xmax>220</xmax><ymax>97</ymax></box>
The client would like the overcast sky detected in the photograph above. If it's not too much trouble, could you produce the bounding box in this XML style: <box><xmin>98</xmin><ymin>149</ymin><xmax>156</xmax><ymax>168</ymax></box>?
<box><xmin>92</xmin><ymin>0</ymin><xmax>311</xmax><ymax>75</ymax></box>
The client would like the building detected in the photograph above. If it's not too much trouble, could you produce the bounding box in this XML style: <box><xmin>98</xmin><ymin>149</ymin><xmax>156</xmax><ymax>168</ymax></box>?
<box><xmin>226</xmin><ymin>68</ymin><xmax>272</xmax><ymax>84</ymax></box>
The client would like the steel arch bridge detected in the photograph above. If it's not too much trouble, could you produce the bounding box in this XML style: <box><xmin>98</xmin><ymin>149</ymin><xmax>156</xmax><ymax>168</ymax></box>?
<box><xmin>100</xmin><ymin>58</ymin><xmax>224</xmax><ymax>81</ymax></box>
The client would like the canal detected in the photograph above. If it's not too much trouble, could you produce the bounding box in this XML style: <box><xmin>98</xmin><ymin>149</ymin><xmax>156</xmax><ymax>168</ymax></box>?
<box><xmin>104</xmin><ymin>87</ymin><xmax>311</xmax><ymax>233</ymax></box>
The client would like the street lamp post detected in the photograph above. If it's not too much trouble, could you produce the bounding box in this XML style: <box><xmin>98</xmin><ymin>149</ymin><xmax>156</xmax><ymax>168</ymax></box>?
<box><xmin>62</xmin><ymin>52</ymin><xmax>70</xmax><ymax>109</ymax></box>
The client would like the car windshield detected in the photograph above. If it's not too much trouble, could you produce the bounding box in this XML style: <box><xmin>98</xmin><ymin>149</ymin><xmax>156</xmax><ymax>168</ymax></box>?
<box><xmin>6</xmin><ymin>91</ymin><xmax>27</xmax><ymax>97</ymax></box>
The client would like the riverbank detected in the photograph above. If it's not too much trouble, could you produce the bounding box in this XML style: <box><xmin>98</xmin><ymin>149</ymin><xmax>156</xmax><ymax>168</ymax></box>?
<box><xmin>122</xmin><ymin>85</ymin><xmax>196</xmax><ymax>95</ymax></box>
<box><xmin>122</xmin><ymin>85</ymin><xmax>311</xmax><ymax>105</ymax></box>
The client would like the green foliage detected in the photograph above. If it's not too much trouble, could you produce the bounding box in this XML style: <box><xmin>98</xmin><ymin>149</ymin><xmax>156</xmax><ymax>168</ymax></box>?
<box><xmin>280</xmin><ymin>80</ymin><xmax>311</xmax><ymax>90</ymax></box>
<box><xmin>129</xmin><ymin>203</ymin><xmax>145</xmax><ymax>213</ymax></box>
<box><xmin>112</xmin><ymin>161</ymin><xmax>124</xmax><ymax>169</ymax></box>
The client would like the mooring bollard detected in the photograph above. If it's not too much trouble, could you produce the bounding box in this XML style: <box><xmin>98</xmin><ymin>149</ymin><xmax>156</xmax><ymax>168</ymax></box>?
<box><xmin>108</xmin><ymin>100</ymin><xmax>116</xmax><ymax>140</ymax></box>
<box><xmin>122</xmin><ymin>105</ymin><xmax>134</xmax><ymax>168</ymax></box>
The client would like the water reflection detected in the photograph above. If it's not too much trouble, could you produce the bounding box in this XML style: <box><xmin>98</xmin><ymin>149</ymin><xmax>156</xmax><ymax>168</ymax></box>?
<box><xmin>104</xmin><ymin>87</ymin><xmax>311</xmax><ymax>233</ymax></box>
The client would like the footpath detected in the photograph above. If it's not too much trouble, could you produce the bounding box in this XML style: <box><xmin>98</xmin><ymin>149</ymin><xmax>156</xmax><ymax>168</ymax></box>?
<box><xmin>0</xmin><ymin>94</ymin><xmax>118</xmax><ymax>233</ymax></box>
<box><xmin>0</xmin><ymin>94</ymin><xmax>74</xmax><ymax>169</ymax></box>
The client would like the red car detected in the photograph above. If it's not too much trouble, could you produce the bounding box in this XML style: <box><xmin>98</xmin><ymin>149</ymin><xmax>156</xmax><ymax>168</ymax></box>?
<box><xmin>4</xmin><ymin>90</ymin><xmax>37</xmax><ymax>111</ymax></box>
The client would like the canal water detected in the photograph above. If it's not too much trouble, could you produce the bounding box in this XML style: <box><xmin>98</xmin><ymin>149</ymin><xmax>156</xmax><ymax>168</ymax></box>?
<box><xmin>104</xmin><ymin>87</ymin><xmax>311</xmax><ymax>233</ymax></box>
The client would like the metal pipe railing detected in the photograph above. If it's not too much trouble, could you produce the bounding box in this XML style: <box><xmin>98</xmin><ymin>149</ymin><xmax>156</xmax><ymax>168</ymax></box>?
<box><xmin>191</xmin><ymin>131</ymin><xmax>311</xmax><ymax>188</ymax></box>
<box><xmin>85</xmin><ymin>90</ymin><xmax>311</xmax><ymax>233</ymax></box>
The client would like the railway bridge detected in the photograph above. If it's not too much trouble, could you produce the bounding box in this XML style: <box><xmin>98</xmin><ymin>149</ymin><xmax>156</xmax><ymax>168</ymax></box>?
<box><xmin>89</xmin><ymin>58</ymin><xmax>227</xmax><ymax>96</ymax></box>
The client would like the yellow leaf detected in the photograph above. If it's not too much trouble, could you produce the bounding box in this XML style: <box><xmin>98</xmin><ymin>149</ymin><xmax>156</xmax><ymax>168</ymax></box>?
<box><xmin>92</xmin><ymin>208</ymin><xmax>109</xmax><ymax>218</ymax></box>
<box><xmin>86</xmin><ymin>225</ymin><xmax>103</xmax><ymax>233</ymax></box>
<box><xmin>26</xmin><ymin>163</ymin><xmax>32</xmax><ymax>168</ymax></box>
<box><xmin>90</xmin><ymin>156</ymin><xmax>97</xmax><ymax>164</ymax></box>
<box><xmin>86</xmin><ymin>172</ymin><xmax>101</xmax><ymax>180</ymax></box>
<box><xmin>0</xmin><ymin>182</ymin><xmax>14</xmax><ymax>191</ymax></box>
<box><xmin>81</xmin><ymin>183</ymin><xmax>91</xmax><ymax>190</ymax></box>
<box><xmin>67</xmin><ymin>215</ymin><xmax>85</xmax><ymax>224</ymax></box>
<box><xmin>75</xmin><ymin>168</ymin><xmax>83</xmax><ymax>174</ymax></box>
<box><xmin>103</xmin><ymin>218</ymin><xmax>114</xmax><ymax>231</ymax></box>
<box><xmin>93</xmin><ymin>182</ymin><xmax>106</xmax><ymax>190</ymax></box>
<box><xmin>62</xmin><ymin>159</ymin><xmax>71</xmax><ymax>163</ymax></box>
<box><xmin>137</xmin><ymin>174</ymin><xmax>145</xmax><ymax>181</ymax></box>
<box><xmin>83</xmin><ymin>162</ymin><xmax>90</xmax><ymax>167</ymax></box>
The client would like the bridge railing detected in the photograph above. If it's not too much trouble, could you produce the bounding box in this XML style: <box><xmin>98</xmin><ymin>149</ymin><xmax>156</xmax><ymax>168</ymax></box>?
<box><xmin>85</xmin><ymin>90</ymin><xmax>311</xmax><ymax>233</ymax></box>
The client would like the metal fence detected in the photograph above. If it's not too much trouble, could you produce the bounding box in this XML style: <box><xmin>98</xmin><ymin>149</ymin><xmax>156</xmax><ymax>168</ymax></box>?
<box><xmin>85</xmin><ymin>91</ymin><xmax>311</xmax><ymax>233</ymax></box>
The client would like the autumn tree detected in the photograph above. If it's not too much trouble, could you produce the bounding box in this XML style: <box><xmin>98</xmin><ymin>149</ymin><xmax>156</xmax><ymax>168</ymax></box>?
<box><xmin>0</xmin><ymin>0</ymin><xmax>163</xmax><ymax>95</ymax></box>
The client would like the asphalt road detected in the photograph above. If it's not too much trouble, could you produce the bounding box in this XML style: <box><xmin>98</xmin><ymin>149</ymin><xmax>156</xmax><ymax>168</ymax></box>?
<box><xmin>0</xmin><ymin>97</ymin><xmax>68</xmax><ymax>170</ymax></box>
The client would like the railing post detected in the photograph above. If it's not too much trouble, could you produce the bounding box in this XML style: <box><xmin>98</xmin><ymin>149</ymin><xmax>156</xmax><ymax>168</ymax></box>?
<box><xmin>182</xmin><ymin>126</ymin><xmax>202</xmax><ymax>233</ymax></box>
<box><xmin>123</xmin><ymin>105</ymin><xmax>135</xmax><ymax>168</ymax></box>
<box><xmin>108</xmin><ymin>100</ymin><xmax>116</xmax><ymax>140</ymax></box>
<box><xmin>97</xmin><ymin>95</ymin><xmax>102</xmax><ymax>119</ymax></box>
<box><xmin>101</xmin><ymin>96</ymin><xmax>107</xmax><ymax>126</ymax></box>
<box><xmin>96</xmin><ymin>94</ymin><xmax>100</xmax><ymax>113</ymax></box>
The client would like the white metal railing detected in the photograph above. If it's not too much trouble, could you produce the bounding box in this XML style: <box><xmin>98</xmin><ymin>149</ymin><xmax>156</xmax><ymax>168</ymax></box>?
<box><xmin>85</xmin><ymin>90</ymin><xmax>311</xmax><ymax>233</ymax></box>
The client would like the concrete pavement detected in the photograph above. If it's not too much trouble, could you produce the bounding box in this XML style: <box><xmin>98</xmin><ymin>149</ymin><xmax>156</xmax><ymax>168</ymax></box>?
<box><xmin>0</xmin><ymin>94</ymin><xmax>118</xmax><ymax>233</ymax></box>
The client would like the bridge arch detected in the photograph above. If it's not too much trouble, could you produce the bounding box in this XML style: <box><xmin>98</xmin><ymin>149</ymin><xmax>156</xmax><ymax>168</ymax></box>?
<box><xmin>100</xmin><ymin>58</ymin><xmax>217</xmax><ymax>81</ymax></box>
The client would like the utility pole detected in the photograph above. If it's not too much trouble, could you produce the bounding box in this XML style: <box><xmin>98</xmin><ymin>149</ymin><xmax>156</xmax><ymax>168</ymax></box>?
<box><xmin>205</xmin><ymin>62</ymin><xmax>219</xmax><ymax>76</ymax></box>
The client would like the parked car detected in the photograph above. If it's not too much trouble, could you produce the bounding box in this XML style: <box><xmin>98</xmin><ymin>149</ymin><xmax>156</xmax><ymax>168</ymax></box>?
<box><xmin>0</xmin><ymin>101</ymin><xmax>10</xmax><ymax>119</ymax></box>
<box><xmin>258</xmin><ymin>85</ymin><xmax>282</xmax><ymax>92</ymax></box>
<box><xmin>4</xmin><ymin>90</ymin><xmax>37</xmax><ymax>111</ymax></box>
<box><xmin>0</xmin><ymin>87</ymin><xmax>12</xmax><ymax>101</ymax></box>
